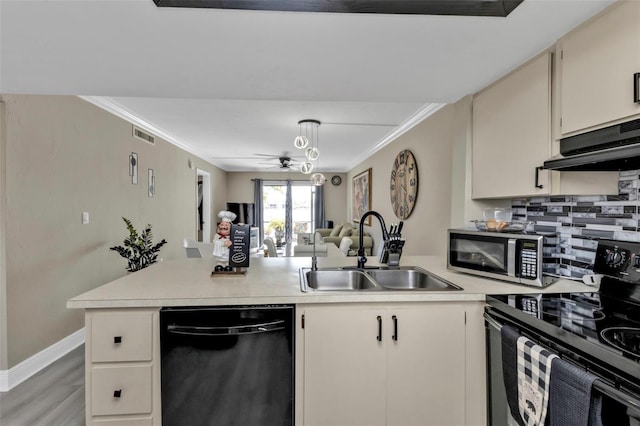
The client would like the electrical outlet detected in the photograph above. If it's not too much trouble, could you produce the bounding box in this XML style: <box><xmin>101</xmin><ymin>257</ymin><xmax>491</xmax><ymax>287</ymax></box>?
<box><xmin>82</xmin><ymin>212</ymin><xmax>89</xmax><ymax>224</ymax></box>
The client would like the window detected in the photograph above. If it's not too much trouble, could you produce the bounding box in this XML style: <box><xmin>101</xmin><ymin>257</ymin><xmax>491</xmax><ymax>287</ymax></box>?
<box><xmin>262</xmin><ymin>181</ymin><xmax>318</xmax><ymax>244</ymax></box>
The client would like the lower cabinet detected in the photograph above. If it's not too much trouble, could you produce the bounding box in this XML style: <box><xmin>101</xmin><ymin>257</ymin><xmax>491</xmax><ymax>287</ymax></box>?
<box><xmin>301</xmin><ymin>302</ymin><xmax>472</xmax><ymax>426</ymax></box>
<box><xmin>84</xmin><ymin>302</ymin><xmax>485</xmax><ymax>426</ymax></box>
<box><xmin>85</xmin><ymin>308</ymin><xmax>161</xmax><ymax>426</ymax></box>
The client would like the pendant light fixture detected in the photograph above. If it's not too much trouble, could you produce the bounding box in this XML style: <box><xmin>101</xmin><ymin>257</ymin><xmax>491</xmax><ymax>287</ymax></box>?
<box><xmin>294</xmin><ymin>119</ymin><xmax>321</xmax><ymax>177</ymax></box>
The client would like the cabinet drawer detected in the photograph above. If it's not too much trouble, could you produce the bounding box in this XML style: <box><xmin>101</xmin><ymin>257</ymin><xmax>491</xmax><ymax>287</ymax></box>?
<box><xmin>91</xmin><ymin>312</ymin><xmax>152</xmax><ymax>362</ymax></box>
<box><xmin>91</xmin><ymin>365</ymin><xmax>152</xmax><ymax>416</ymax></box>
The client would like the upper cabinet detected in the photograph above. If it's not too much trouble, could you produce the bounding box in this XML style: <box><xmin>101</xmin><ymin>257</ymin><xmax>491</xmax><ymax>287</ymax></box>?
<box><xmin>472</xmin><ymin>53</ymin><xmax>552</xmax><ymax>199</ymax></box>
<box><xmin>559</xmin><ymin>0</ymin><xmax>640</xmax><ymax>136</ymax></box>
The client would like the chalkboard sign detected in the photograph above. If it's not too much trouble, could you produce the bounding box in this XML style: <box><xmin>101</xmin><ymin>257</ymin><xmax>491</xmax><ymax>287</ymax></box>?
<box><xmin>229</xmin><ymin>224</ymin><xmax>250</xmax><ymax>268</ymax></box>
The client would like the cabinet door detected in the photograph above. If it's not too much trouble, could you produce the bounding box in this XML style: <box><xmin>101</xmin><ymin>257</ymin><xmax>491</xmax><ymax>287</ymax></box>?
<box><xmin>472</xmin><ymin>53</ymin><xmax>551</xmax><ymax>198</ymax></box>
<box><xmin>560</xmin><ymin>0</ymin><xmax>640</xmax><ymax>135</ymax></box>
<box><xmin>303</xmin><ymin>305</ymin><xmax>386</xmax><ymax>426</ymax></box>
<box><xmin>386</xmin><ymin>304</ymin><xmax>466</xmax><ymax>426</ymax></box>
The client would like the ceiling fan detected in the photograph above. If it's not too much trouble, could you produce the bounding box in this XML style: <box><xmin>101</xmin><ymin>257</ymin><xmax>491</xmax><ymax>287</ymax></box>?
<box><xmin>258</xmin><ymin>156</ymin><xmax>301</xmax><ymax>170</ymax></box>
<box><xmin>253</xmin><ymin>152</ymin><xmax>305</xmax><ymax>170</ymax></box>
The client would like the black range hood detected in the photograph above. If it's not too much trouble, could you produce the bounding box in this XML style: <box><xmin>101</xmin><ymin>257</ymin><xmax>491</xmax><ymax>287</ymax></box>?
<box><xmin>543</xmin><ymin>118</ymin><xmax>640</xmax><ymax>171</ymax></box>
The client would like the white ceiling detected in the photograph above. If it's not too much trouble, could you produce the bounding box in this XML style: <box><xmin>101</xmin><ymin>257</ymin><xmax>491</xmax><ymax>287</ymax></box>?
<box><xmin>0</xmin><ymin>0</ymin><xmax>615</xmax><ymax>172</ymax></box>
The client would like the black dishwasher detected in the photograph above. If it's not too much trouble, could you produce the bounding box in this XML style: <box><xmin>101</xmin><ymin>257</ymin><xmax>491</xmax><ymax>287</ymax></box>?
<box><xmin>160</xmin><ymin>305</ymin><xmax>294</xmax><ymax>426</ymax></box>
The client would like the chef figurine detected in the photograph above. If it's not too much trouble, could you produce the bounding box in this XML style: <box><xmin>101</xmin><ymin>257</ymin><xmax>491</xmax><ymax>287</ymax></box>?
<box><xmin>213</xmin><ymin>210</ymin><xmax>237</xmax><ymax>266</ymax></box>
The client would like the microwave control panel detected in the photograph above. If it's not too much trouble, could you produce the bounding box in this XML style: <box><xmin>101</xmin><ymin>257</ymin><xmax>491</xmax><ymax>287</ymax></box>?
<box><xmin>518</xmin><ymin>240</ymin><xmax>538</xmax><ymax>279</ymax></box>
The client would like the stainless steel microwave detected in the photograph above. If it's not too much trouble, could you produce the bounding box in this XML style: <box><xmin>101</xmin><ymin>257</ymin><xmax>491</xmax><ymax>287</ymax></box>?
<box><xmin>447</xmin><ymin>229</ymin><xmax>556</xmax><ymax>287</ymax></box>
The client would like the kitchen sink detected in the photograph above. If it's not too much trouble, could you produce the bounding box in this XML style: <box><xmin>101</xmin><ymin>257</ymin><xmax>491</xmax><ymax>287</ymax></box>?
<box><xmin>299</xmin><ymin>266</ymin><xmax>462</xmax><ymax>292</ymax></box>
<box><xmin>366</xmin><ymin>267</ymin><xmax>462</xmax><ymax>291</ymax></box>
<box><xmin>302</xmin><ymin>269</ymin><xmax>382</xmax><ymax>291</ymax></box>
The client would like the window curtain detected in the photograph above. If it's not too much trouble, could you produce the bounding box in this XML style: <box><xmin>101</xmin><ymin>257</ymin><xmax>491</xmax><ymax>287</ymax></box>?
<box><xmin>285</xmin><ymin>179</ymin><xmax>292</xmax><ymax>244</ymax></box>
<box><xmin>314</xmin><ymin>184</ymin><xmax>325</xmax><ymax>231</ymax></box>
<box><xmin>253</xmin><ymin>178</ymin><xmax>264</xmax><ymax>247</ymax></box>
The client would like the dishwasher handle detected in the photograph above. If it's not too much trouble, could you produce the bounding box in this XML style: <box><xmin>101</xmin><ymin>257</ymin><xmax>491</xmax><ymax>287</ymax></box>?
<box><xmin>167</xmin><ymin>319</ymin><xmax>285</xmax><ymax>336</ymax></box>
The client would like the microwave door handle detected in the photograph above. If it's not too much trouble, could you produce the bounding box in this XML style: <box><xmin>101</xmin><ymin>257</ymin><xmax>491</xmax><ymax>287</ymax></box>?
<box><xmin>507</xmin><ymin>239</ymin><xmax>517</xmax><ymax>277</ymax></box>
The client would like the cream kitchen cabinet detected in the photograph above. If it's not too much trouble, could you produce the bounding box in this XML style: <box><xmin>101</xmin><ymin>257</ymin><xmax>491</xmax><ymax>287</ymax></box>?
<box><xmin>472</xmin><ymin>53</ymin><xmax>552</xmax><ymax>199</ymax></box>
<box><xmin>85</xmin><ymin>308</ymin><xmax>161</xmax><ymax>426</ymax></box>
<box><xmin>472</xmin><ymin>52</ymin><xmax>618</xmax><ymax>199</ymax></box>
<box><xmin>558</xmin><ymin>0</ymin><xmax>640</xmax><ymax>136</ymax></box>
<box><xmin>300</xmin><ymin>302</ymin><xmax>470</xmax><ymax>426</ymax></box>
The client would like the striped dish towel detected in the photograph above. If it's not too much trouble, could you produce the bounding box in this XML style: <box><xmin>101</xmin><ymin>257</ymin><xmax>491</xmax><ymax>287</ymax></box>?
<box><xmin>517</xmin><ymin>336</ymin><xmax>558</xmax><ymax>426</ymax></box>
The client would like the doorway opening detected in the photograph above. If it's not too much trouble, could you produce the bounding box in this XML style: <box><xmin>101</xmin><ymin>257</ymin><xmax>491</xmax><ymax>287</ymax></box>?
<box><xmin>196</xmin><ymin>169</ymin><xmax>211</xmax><ymax>242</ymax></box>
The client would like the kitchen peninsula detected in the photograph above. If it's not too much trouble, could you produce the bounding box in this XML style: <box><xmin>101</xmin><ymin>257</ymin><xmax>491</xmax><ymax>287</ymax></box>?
<box><xmin>68</xmin><ymin>256</ymin><xmax>594</xmax><ymax>426</ymax></box>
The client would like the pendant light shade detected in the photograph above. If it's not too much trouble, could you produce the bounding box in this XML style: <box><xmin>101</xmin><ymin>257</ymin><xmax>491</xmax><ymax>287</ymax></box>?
<box><xmin>305</xmin><ymin>146</ymin><xmax>320</xmax><ymax>161</ymax></box>
<box><xmin>294</xmin><ymin>135</ymin><xmax>309</xmax><ymax>149</ymax></box>
<box><xmin>310</xmin><ymin>172</ymin><xmax>326</xmax><ymax>186</ymax></box>
<box><xmin>300</xmin><ymin>161</ymin><xmax>314</xmax><ymax>174</ymax></box>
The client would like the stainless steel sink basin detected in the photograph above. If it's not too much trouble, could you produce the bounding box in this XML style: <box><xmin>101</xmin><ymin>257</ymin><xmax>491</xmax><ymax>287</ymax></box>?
<box><xmin>366</xmin><ymin>267</ymin><xmax>462</xmax><ymax>291</ymax></box>
<box><xmin>301</xmin><ymin>269</ymin><xmax>382</xmax><ymax>292</ymax></box>
<box><xmin>299</xmin><ymin>266</ymin><xmax>462</xmax><ymax>292</ymax></box>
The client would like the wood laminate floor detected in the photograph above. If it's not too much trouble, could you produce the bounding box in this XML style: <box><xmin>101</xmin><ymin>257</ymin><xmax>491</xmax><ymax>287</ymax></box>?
<box><xmin>0</xmin><ymin>345</ymin><xmax>85</xmax><ymax>426</ymax></box>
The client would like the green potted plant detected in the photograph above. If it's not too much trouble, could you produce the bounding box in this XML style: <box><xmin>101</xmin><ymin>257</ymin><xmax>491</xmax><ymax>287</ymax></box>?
<box><xmin>268</xmin><ymin>218</ymin><xmax>285</xmax><ymax>247</ymax></box>
<box><xmin>110</xmin><ymin>217</ymin><xmax>168</xmax><ymax>272</ymax></box>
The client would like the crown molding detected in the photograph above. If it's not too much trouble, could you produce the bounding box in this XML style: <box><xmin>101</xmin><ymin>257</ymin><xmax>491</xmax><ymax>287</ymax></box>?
<box><xmin>79</xmin><ymin>96</ymin><xmax>212</xmax><ymax>164</ymax></box>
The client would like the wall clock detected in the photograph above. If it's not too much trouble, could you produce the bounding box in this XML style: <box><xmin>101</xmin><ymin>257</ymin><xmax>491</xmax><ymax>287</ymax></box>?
<box><xmin>390</xmin><ymin>149</ymin><xmax>418</xmax><ymax>220</ymax></box>
<box><xmin>331</xmin><ymin>175</ymin><xmax>342</xmax><ymax>186</ymax></box>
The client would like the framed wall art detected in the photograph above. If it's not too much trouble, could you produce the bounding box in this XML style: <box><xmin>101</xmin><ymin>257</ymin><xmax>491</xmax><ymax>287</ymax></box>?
<box><xmin>352</xmin><ymin>168</ymin><xmax>372</xmax><ymax>225</ymax></box>
<box><xmin>148</xmin><ymin>169</ymin><xmax>155</xmax><ymax>197</ymax></box>
<box><xmin>129</xmin><ymin>152</ymin><xmax>138</xmax><ymax>184</ymax></box>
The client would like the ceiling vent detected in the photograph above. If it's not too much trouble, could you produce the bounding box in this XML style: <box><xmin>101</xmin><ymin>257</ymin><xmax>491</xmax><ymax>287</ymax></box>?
<box><xmin>133</xmin><ymin>125</ymin><xmax>156</xmax><ymax>145</ymax></box>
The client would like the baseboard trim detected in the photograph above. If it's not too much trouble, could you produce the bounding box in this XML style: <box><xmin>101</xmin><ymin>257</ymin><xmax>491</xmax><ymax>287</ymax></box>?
<box><xmin>0</xmin><ymin>328</ymin><xmax>85</xmax><ymax>392</ymax></box>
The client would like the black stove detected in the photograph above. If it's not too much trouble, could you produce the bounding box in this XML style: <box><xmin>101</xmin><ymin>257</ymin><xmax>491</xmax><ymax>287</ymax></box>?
<box><xmin>487</xmin><ymin>239</ymin><xmax>640</xmax><ymax>396</ymax></box>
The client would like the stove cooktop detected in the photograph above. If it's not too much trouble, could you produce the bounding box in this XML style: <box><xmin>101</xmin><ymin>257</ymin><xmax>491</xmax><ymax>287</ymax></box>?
<box><xmin>489</xmin><ymin>292</ymin><xmax>640</xmax><ymax>361</ymax></box>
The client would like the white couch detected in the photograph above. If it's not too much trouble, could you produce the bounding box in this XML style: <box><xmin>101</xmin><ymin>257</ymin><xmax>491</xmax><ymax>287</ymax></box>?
<box><xmin>293</xmin><ymin>232</ymin><xmax>344</xmax><ymax>257</ymax></box>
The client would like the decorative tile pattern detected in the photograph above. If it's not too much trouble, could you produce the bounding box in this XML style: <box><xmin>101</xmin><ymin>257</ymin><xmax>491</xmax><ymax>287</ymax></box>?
<box><xmin>512</xmin><ymin>171</ymin><xmax>640</xmax><ymax>279</ymax></box>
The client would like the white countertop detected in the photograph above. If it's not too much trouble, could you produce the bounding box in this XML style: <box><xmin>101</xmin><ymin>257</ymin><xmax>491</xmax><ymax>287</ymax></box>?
<box><xmin>67</xmin><ymin>256</ymin><xmax>597</xmax><ymax>309</ymax></box>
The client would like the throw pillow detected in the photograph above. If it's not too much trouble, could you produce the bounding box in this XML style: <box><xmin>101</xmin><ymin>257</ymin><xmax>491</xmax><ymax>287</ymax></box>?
<box><xmin>329</xmin><ymin>225</ymin><xmax>343</xmax><ymax>237</ymax></box>
<box><xmin>339</xmin><ymin>226</ymin><xmax>353</xmax><ymax>238</ymax></box>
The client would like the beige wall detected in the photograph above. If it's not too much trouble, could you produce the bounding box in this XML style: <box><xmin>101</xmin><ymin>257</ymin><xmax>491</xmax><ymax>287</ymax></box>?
<box><xmin>347</xmin><ymin>104</ymin><xmax>457</xmax><ymax>257</ymax></box>
<box><xmin>344</xmin><ymin>97</ymin><xmax>505</xmax><ymax>256</ymax></box>
<box><xmin>226</xmin><ymin>171</ymin><xmax>348</xmax><ymax>227</ymax></box>
<box><xmin>1</xmin><ymin>95</ymin><xmax>225</xmax><ymax>368</ymax></box>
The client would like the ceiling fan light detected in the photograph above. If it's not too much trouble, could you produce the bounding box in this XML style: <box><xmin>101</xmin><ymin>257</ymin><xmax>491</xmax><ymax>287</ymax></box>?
<box><xmin>294</xmin><ymin>135</ymin><xmax>308</xmax><ymax>149</ymax></box>
<box><xmin>300</xmin><ymin>162</ymin><xmax>314</xmax><ymax>174</ymax></box>
<box><xmin>305</xmin><ymin>147</ymin><xmax>320</xmax><ymax>161</ymax></box>
<box><xmin>310</xmin><ymin>172</ymin><xmax>326</xmax><ymax>186</ymax></box>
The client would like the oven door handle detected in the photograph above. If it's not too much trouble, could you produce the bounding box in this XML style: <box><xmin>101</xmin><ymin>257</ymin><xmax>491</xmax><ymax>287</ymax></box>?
<box><xmin>484</xmin><ymin>313</ymin><xmax>503</xmax><ymax>331</ymax></box>
<box><xmin>593</xmin><ymin>380</ymin><xmax>640</xmax><ymax>412</ymax></box>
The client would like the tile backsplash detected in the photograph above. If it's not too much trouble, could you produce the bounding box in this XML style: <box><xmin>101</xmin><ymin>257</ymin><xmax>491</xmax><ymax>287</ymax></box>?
<box><xmin>511</xmin><ymin>170</ymin><xmax>640</xmax><ymax>279</ymax></box>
